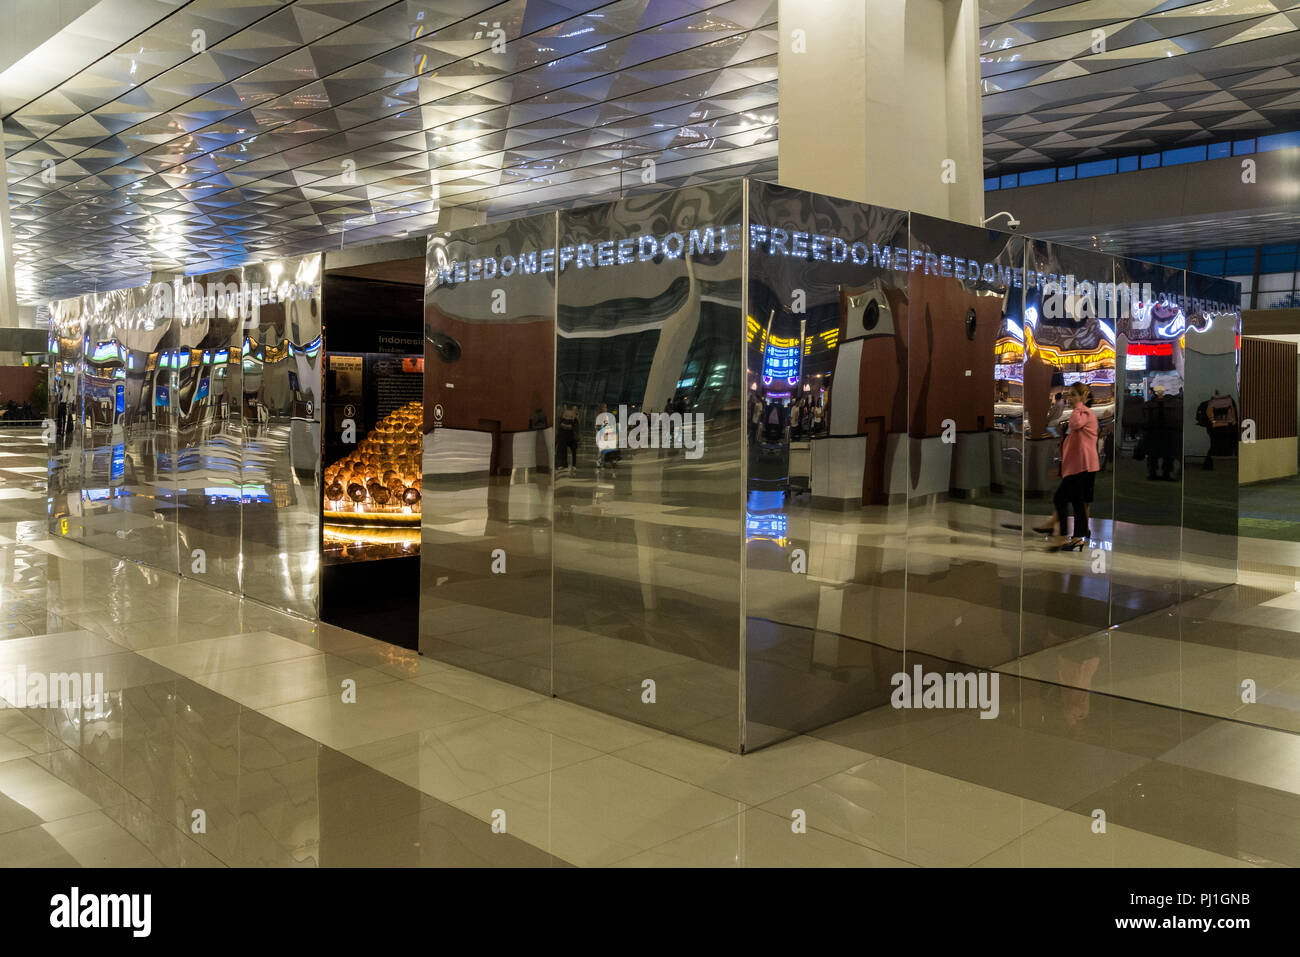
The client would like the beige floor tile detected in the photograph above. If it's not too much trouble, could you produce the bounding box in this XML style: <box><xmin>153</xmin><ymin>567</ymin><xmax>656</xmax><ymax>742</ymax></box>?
<box><xmin>0</xmin><ymin>791</ymin><xmax>43</xmax><ymax>836</ymax></box>
<box><xmin>500</xmin><ymin>697</ymin><xmax>665</xmax><ymax>752</ymax></box>
<box><xmin>613</xmin><ymin>733</ymin><xmax>865</xmax><ymax>804</ymax></box>
<box><xmin>193</xmin><ymin>654</ymin><xmax>398</xmax><ymax>710</ymax></box>
<box><xmin>615</xmin><ymin>807</ymin><xmax>912</xmax><ymax>867</ymax></box>
<box><xmin>260</xmin><ymin>680</ymin><xmax>491</xmax><ymax>751</ymax></box>
<box><xmin>139</xmin><ymin>631</ymin><xmax>318</xmax><ymax>678</ymax></box>
<box><xmin>334</xmin><ymin>641</ymin><xmax>453</xmax><ymax>679</ymax></box>
<box><xmin>345</xmin><ymin>712</ymin><xmax>600</xmax><ymax>803</ymax></box>
<box><xmin>1159</xmin><ymin>721</ymin><xmax>1300</xmax><ymax>796</ymax></box>
<box><xmin>452</xmin><ymin>753</ymin><xmax>741</xmax><ymax>867</ymax></box>
<box><xmin>974</xmin><ymin>810</ymin><xmax>1257</xmax><ymax>867</ymax></box>
<box><xmin>0</xmin><ymin>823</ymin><xmax>81</xmax><ymax>867</ymax></box>
<box><xmin>0</xmin><ymin>756</ymin><xmax>103</xmax><ymax>822</ymax></box>
<box><xmin>0</xmin><ymin>630</ymin><xmax>124</xmax><ymax>671</ymax></box>
<box><xmin>759</xmin><ymin>756</ymin><xmax>1061</xmax><ymax>867</ymax></box>
<box><xmin>70</xmin><ymin>614</ymin><xmax>249</xmax><ymax>650</ymax></box>
<box><xmin>411</xmin><ymin>668</ymin><xmax>547</xmax><ymax>712</ymax></box>
<box><xmin>40</xmin><ymin>809</ymin><xmax>163</xmax><ymax>867</ymax></box>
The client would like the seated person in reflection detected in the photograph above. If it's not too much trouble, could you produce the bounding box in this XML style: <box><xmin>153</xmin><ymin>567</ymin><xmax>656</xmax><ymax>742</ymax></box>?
<box><xmin>1033</xmin><ymin>382</ymin><xmax>1099</xmax><ymax>552</ymax></box>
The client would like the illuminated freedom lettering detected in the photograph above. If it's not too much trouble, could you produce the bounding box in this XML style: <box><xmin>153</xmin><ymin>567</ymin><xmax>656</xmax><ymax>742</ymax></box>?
<box><xmin>146</xmin><ymin>279</ymin><xmax>316</xmax><ymax>325</ymax></box>
<box><xmin>428</xmin><ymin>223</ymin><xmax>1240</xmax><ymax>320</ymax></box>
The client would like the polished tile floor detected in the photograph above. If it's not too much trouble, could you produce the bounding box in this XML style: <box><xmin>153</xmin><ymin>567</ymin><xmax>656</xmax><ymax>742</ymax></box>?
<box><xmin>2</xmin><ymin>428</ymin><xmax>1297</xmax><ymax>866</ymax></box>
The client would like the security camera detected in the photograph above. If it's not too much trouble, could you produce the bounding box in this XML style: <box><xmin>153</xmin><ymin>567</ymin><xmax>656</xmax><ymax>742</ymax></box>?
<box><xmin>843</xmin><ymin>280</ymin><xmax>894</xmax><ymax>340</ymax></box>
<box><xmin>982</xmin><ymin>211</ymin><xmax>1021</xmax><ymax>231</ymax></box>
<box><xmin>426</xmin><ymin>328</ymin><xmax>461</xmax><ymax>362</ymax></box>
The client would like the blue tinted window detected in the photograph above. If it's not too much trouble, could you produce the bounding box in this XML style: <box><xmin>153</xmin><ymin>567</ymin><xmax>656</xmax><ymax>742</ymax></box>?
<box><xmin>1018</xmin><ymin>167</ymin><xmax>1056</xmax><ymax>186</ymax></box>
<box><xmin>984</xmin><ymin>177</ymin><xmax>999</xmax><ymax>191</ymax></box>
<box><xmin>1141</xmin><ymin>153</ymin><xmax>1161</xmax><ymax>169</ymax></box>
<box><xmin>1000</xmin><ymin>173</ymin><xmax>1019</xmax><ymax>189</ymax></box>
<box><xmin>1224</xmin><ymin>248</ymin><xmax>1255</xmax><ymax>274</ymax></box>
<box><xmin>1191</xmin><ymin>250</ymin><xmax>1226</xmax><ymax>275</ymax></box>
<box><xmin>1117</xmin><ymin>156</ymin><xmax>1139</xmax><ymax>173</ymax></box>
<box><xmin>1162</xmin><ymin>145</ymin><xmax>1207</xmax><ymax>166</ymax></box>
<box><xmin>1077</xmin><ymin>158</ymin><xmax>1118</xmax><ymax>178</ymax></box>
<box><xmin>1260</xmin><ymin>244</ymin><xmax>1297</xmax><ymax>273</ymax></box>
<box><xmin>1057</xmin><ymin>166</ymin><xmax>1075</xmax><ymax>180</ymax></box>
<box><xmin>1259</xmin><ymin>131</ymin><xmax>1300</xmax><ymax>152</ymax></box>
<box><xmin>1207</xmin><ymin>142</ymin><xmax>1231</xmax><ymax>160</ymax></box>
<box><xmin>1233</xmin><ymin>139</ymin><xmax>1255</xmax><ymax>155</ymax></box>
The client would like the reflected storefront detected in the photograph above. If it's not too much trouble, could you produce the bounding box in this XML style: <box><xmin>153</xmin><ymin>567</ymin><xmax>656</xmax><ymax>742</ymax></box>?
<box><xmin>48</xmin><ymin>254</ymin><xmax>324</xmax><ymax>618</ymax></box>
<box><xmin>319</xmin><ymin>252</ymin><xmax>425</xmax><ymax>648</ymax></box>
<box><xmin>1021</xmin><ymin>241</ymin><xmax>1117</xmax><ymax>656</ymax></box>
<box><xmin>417</xmin><ymin>178</ymin><xmax>1241</xmax><ymax>751</ymax></box>
<box><xmin>47</xmin><ymin>178</ymin><xmax>1242</xmax><ymax>752</ymax></box>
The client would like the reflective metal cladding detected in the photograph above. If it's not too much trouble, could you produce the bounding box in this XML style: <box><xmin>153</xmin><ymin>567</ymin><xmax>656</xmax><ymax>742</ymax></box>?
<box><xmin>553</xmin><ymin>182</ymin><xmax>745</xmax><ymax>750</ymax></box>
<box><xmin>46</xmin><ymin>177</ymin><xmax>1241</xmax><ymax>754</ymax></box>
<box><xmin>47</xmin><ymin>254</ymin><xmax>324</xmax><ymax>617</ymax></box>
<box><xmin>414</xmin><ymin>177</ymin><xmax>1240</xmax><ymax>752</ymax></box>
<box><xmin>421</xmin><ymin>211</ymin><xmax>558</xmax><ymax>694</ymax></box>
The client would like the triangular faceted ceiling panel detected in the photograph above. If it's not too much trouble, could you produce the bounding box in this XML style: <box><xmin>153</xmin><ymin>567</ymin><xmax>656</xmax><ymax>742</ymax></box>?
<box><xmin>11</xmin><ymin>0</ymin><xmax>1297</xmax><ymax>301</ymax></box>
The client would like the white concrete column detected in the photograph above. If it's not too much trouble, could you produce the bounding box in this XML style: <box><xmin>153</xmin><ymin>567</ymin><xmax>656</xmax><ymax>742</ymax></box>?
<box><xmin>0</xmin><ymin>122</ymin><xmax>20</xmax><ymax>329</ymax></box>
<box><xmin>777</xmin><ymin>0</ymin><xmax>984</xmax><ymax>225</ymax></box>
<box><xmin>438</xmin><ymin>205</ymin><xmax>487</xmax><ymax>231</ymax></box>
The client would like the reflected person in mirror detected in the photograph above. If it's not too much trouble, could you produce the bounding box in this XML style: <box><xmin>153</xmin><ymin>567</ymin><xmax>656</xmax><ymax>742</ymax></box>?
<box><xmin>1033</xmin><ymin>382</ymin><xmax>1100</xmax><ymax>552</ymax></box>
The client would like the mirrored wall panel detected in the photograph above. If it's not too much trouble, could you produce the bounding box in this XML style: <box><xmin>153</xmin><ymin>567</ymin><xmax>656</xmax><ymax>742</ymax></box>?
<box><xmin>172</xmin><ymin>269</ymin><xmax>250</xmax><ymax>597</ymax></box>
<box><xmin>46</xmin><ymin>254</ymin><xmax>331</xmax><ymax>625</ymax></box>
<box><xmin>1111</xmin><ymin>257</ymin><xmax>1185</xmax><ymax>625</ymax></box>
<box><xmin>906</xmin><ymin>215</ymin><xmax>1025</xmax><ymax>672</ymax></box>
<box><xmin>57</xmin><ymin>286</ymin><xmax>183</xmax><ymax>578</ymax></box>
<box><xmin>743</xmin><ymin>181</ymin><xmax>909</xmax><ymax>749</ymax></box>
<box><xmin>421</xmin><ymin>212</ymin><xmax>557</xmax><ymax>691</ymax></box>
<box><xmin>553</xmin><ymin>182</ymin><xmax>744</xmax><ymax>749</ymax></box>
<box><xmin>237</xmin><ymin>255</ymin><xmax>323</xmax><ymax>619</ymax></box>
<box><xmin>1181</xmin><ymin>275</ymin><xmax>1241</xmax><ymax>600</ymax></box>
<box><xmin>1020</xmin><ymin>241</ymin><xmax>1116</xmax><ymax>656</ymax></box>
<box><xmin>48</xmin><ymin>296</ymin><xmax>87</xmax><ymax>542</ymax></box>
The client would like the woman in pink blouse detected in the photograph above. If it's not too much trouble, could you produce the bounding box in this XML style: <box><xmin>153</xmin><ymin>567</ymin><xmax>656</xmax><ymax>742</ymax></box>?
<box><xmin>1033</xmin><ymin>382</ymin><xmax>1100</xmax><ymax>551</ymax></box>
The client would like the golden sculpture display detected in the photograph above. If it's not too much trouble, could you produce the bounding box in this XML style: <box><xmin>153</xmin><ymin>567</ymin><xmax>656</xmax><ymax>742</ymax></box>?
<box><xmin>323</xmin><ymin>400</ymin><xmax>422</xmax><ymax>526</ymax></box>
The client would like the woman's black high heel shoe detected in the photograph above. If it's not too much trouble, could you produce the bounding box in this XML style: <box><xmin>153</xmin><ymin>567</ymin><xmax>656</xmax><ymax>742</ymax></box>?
<box><xmin>1052</xmin><ymin>538</ymin><xmax>1085</xmax><ymax>552</ymax></box>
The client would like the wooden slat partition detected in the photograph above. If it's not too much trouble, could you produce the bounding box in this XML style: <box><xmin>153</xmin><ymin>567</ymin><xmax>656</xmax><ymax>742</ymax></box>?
<box><xmin>1241</xmin><ymin>336</ymin><xmax>1297</xmax><ymax>441</ymax></box>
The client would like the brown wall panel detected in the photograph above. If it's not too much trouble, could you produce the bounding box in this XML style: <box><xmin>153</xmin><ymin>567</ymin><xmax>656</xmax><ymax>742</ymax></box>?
<box><xmin>1241</xmin><ymin>337</ymin><xmax>1297</xmax><ymax>441</ymax></box>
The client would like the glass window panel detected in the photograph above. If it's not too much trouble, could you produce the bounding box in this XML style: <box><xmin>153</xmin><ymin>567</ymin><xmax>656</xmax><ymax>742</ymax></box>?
<box><xmin>1077</xmin><ymin>158</ymin><xmax>1118</xmax><ymax>178</ymax></box>
<box><xmin>1162</xmin><ymin>145</ymin><xmax>1207</xmax><ymax>166</ymax></box>
<box><xmin>1019</xmin><ymin>168</ymin><xmax>1056</xmax><ymax>186</ymax></box>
